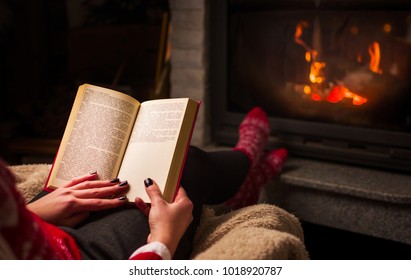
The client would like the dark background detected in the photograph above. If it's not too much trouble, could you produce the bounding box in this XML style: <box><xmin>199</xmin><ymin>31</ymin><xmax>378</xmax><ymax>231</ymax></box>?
<box><xmin>0</xmin><ymin>0</ymin><xmax>170</xmax><ymax>164</ymax></box>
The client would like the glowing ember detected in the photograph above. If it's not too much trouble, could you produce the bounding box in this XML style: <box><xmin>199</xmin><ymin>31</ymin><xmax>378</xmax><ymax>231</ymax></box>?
<box><xmin>352</xmin><ymin>94</ymin><xmax>368</xmax><ymax>106</ymax></box>
<box><xmin>327</xmin><ymin>85</ymin><xmax>368</xmax><ymax>106</ymax></box>
<box><xmin>311</xmin><ymin>93</ymin><xmax>322</xmax><ymax>101</ymax></box>
<box><xmin>327</xmin><ymin>85</ymin><xmax>345</xmax><ymax>103</ymax></box>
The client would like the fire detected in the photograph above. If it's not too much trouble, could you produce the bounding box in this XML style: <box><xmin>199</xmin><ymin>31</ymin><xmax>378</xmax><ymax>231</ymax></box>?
<box><xmin>293</xmin><ymin>21</ymin><xmax>370</xmax><ymax>106</ymax></box>
<box><xmin>294</xmin><ymin>21</ymin><xmax>312</xmax><ymax>54</ymax></box>
<box><xmin>305</xmin><ymin>51</ymin><xmax>311</xmax><ymax>62</ymax></box>
<box><xmin>309</xmin><ymin>61</ymin><xmax>326</xmax><ymax>84</ymax></box>
<box><xmin>327</xmin><ymin>85</ymin><xmax>368</xmax><ymax>106</ymax></box>
<box><xmin>368</xmin><ymin>41</ymin><xmax>382</xmax><ymax>74</ymax></box>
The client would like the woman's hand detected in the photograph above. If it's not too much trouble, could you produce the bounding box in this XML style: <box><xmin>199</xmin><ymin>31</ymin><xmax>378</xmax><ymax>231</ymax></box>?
<box><xmin>134</xmin><ymin>178</ymin><xmax>193</xmax><ymax>258</ymax></box>
<box><xmin>26</xmin><ymin>172</ymin><xmax>129</xmax><ymax>227</ymax></box>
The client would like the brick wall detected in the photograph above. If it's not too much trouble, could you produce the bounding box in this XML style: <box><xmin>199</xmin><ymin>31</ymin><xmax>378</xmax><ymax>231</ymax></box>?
<box><xmin>169</xmin><ymin>0</ymin><xmax>210</xmax><ymax>147</ymax></box>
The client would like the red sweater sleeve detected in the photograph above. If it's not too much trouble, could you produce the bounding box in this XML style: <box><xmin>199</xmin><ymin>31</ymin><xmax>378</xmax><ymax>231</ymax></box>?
<box><xmin>128</xmin><ymin>242</ymin><xmax>171</xmax><ymax>260</ymax></box>
<box><xmin>0</xmin><ymin>160</ymin><xmax>81</xmax><ymax>260</ymax></box>
<box><xmin>129</xmin><ymin>252</ymin><xmax>163</xmax><ymax>260</ymax></box>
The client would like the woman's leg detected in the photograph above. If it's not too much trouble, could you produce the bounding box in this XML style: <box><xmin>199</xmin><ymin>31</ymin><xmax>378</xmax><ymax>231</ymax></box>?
<box><xmin>173</xmin><ymin>107</ymin><xmax>272</xmax><ymax>258</ymax></box>
<box><xmin>181</xmin><ymin>147</ymin><xmax>250</xmax><ymax>205</ymax></box>
<box><xmin>180</xmin><ymin>107</ymin><xmax>272</xmax><ymax>206</ymax></box>
<box><xmin>172</xmin><ymin>147</ymin><xmax>250</xmax><ymax>259</ymax></box>
<box><xmin>60</xmin><ymin>205</ymin><xmax>150</xmax><ymax>259</ymax></box>
<box><xmin>173</xmin><ymin>145</ymin><xmax>288</xmax><ymax>259</ymax></box>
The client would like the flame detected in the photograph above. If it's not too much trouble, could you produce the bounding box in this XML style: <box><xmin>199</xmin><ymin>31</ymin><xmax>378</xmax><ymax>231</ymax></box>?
<box><xmin>305</xmin><ymin>51</ymin><xmax>311</xmax><ymax>62</ymax></box>
<box><xmin>294</xmin><ymin>21</ymin><xmax>311</xmax><ymax>52</ymax></box>
<box><xmin>292</xmin><ymin>21</ymin><xmax>370</xmax><ymax>107</ymax></box>
<box><xmin>368</xmin><ymin>41</ymin><xmax>382</xmax><ymax>74</ymax></box>
<box><xmin>309</xmin><ymin>61</ymin><xmax>326</xmax><ymax>84</ymax></box>
<box><xmin>294</xmin><ymin>21</ymin><xmax>318</xmax><ymax>60</ymax></box>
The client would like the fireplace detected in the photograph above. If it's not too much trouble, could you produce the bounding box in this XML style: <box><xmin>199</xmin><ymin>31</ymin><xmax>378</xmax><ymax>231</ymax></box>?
<box><xmin>208</xmin><ymin>0</ymin><xmax>411</xmax><ymax>172</ymax></box>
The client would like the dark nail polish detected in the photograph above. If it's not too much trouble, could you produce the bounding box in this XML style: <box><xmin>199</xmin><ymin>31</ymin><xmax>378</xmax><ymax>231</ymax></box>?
<box><xmin>144</xmin><ymin>178</ymin><xmax>153</xmax><ymax>187</ymax></box>
<box><xmin>110</xmin><ymin>178</ymin><xmax>120</xmax><ymax>183</ymax></box>
<box><xmin>119</xmin><ymin>180</ymin><xmax>128</xmax><ymax>187</ymax></box>
<box><xmin>118</xmin><ymin>196</ymin><xmax>127</xmax><ymax>201</ymax></box>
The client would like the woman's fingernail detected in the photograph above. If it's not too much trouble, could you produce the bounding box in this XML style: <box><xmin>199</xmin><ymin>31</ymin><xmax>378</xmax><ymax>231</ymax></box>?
<box><xmin>119</xmin><ymin>180</ymin><xmax>128</xmax><ymax>187</ymax></box>
<box><xmin>110</xmin><ymin>178</ymin><xmax>120</xmax><ymax>183</ymax></box>
<box><xmin>144</xmin><ymin>178</ymin><xmax>153</xmax><ymax>187</ymax></box>
<box><xmin>90</xmin><ymin>171</ymin><xmax>97</xmax><ymax>175</ymax></box>
<box><xmin>118</xmin><ymin>196</ymin><xmax>127</xmax><ymax>201</ymax></box>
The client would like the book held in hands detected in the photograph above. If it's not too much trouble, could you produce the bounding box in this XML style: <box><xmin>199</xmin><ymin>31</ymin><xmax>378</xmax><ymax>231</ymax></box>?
<box><xmin>44</xmin><ymin>83</ymin><xmax>200</xmax><ymax>202</ymax></box>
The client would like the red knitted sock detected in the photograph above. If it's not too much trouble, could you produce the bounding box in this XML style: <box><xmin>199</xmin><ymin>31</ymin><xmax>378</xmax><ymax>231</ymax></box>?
<box><xmin>233</xmin><ymin>107</ymin><xmax>270</xmax><ymax>168</ymax></box>
<box><xmin>225</xmin><ymin>148</ymin><xmax>288</xmax><ymax>210</ymax></box>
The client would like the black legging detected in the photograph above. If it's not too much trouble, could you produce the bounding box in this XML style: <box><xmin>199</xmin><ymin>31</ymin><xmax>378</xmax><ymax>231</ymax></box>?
<box><xmin>175</xmin><ymin>146</ymin><xmax>249</xmax><ymax>258</ymax></box>
<box><xmin>30</xmin><ymin>146</ymin><xmax>249</xmax><ymax>259</ymax></box>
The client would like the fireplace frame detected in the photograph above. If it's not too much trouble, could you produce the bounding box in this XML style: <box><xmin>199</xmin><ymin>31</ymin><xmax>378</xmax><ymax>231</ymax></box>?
<box><xmin>208</xmin><ymin>0</ymin><xmax>411</xmax><ymax>172</ymax></box>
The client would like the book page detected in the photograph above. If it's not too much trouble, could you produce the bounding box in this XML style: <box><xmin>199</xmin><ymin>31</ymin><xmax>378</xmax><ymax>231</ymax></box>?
<box><xmin>46</xmin><ymin>84</ymin><xmax>140</xmax><ymax>189</ymax></box>
<box><xmin>118</xmin><ymin>98</ymin><xmax>194</xmax><ymax>202</ymax></box>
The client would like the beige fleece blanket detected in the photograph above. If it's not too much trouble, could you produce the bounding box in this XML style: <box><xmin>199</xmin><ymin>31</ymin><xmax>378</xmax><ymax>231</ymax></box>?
<box><xmin>9</xmin><ymin>164</ymin><xmax>309</xmax><ymax>260</ymax></box>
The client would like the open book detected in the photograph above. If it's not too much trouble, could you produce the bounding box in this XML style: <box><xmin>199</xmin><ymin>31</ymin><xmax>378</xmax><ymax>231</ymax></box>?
<box><xmin>44</xmin><ymin>83</ymin><xmax>199</xmax><ymax>202</ymax></box>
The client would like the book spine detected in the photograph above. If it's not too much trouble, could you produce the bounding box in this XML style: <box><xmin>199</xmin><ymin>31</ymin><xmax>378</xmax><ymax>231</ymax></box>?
<box><xmin>42</xmin><ymin>144</ymin><xmax>61</xmax><ymax>193</ymax></box>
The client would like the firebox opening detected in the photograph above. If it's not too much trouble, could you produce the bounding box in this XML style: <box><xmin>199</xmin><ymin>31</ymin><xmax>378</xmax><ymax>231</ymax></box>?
<box><xmin>209</xmin><ymin>0</ymin><xmax>411</xmax><ymax>173</ymax></box>
<box><xmin>228</xmin><ymin>10</ymin><xmax>411</xmax><ymax>132</ymax></box>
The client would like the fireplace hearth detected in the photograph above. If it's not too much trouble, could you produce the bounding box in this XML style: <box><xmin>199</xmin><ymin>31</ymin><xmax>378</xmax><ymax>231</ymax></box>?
<box><xmin>209</xmin><ymin>0</ymin><xmax>411</xmax><ymax>172</ymax></box>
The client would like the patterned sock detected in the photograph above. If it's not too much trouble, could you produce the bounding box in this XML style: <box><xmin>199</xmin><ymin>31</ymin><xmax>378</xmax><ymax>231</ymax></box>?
<box><xmin>233</xmin><ymin>107</ymin><xmax>270</xmax><ymax>169</ymax></box>
<box><xmin>225</xmin><ymin>148</ymin><xmax>288</xmax><ymax>210</ymax></box>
